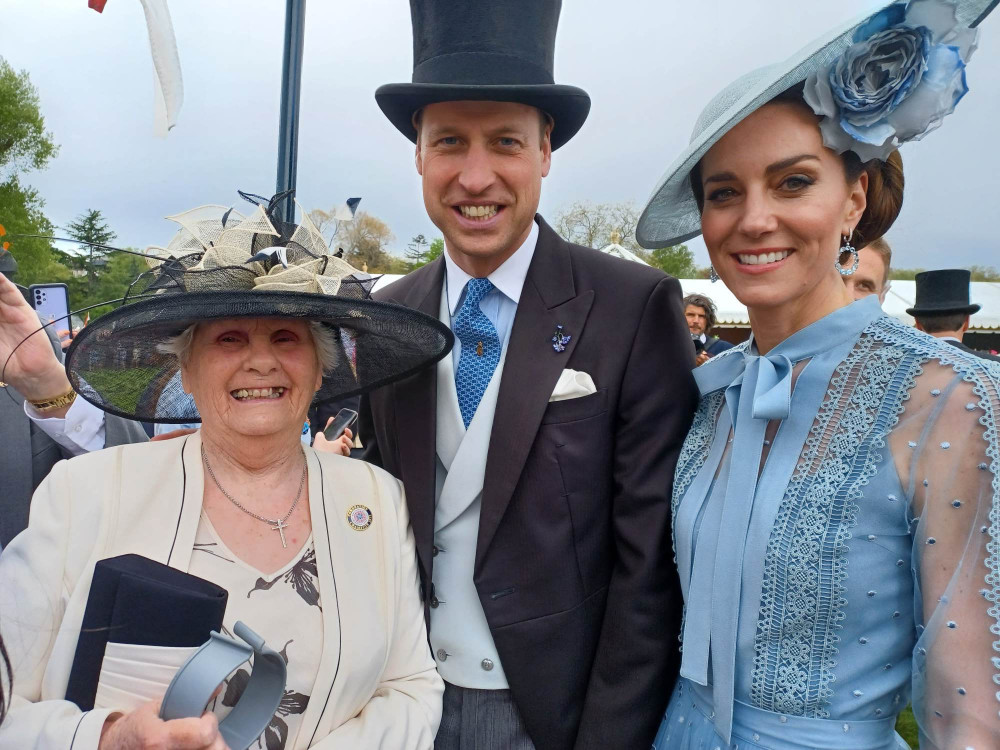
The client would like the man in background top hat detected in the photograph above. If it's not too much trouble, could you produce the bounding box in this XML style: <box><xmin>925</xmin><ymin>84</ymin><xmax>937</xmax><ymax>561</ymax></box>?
<box><xmin>907</xmin><ymin>268</ymin><xmax>1000</xmax><ymax>362</ymax></box>
<box><xmin>360</xmin><ymin>1</ymin><xmax>697</xmax><ymax>747</ymax></box>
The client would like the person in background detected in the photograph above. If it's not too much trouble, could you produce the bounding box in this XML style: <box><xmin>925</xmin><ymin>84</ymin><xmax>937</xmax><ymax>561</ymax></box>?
<box><xmin>683</xmin><ymin>293</ymin><xmax>733</xmax><ymax>366</ymax></box>
<box><xmin>0</xmin><ymin>253</ymin><xmax>147</xmax><ymax>548</ymax></box>
<box><xmin>908</xmin><ymin>268</ymin><xmax>1000</xmax><ymax>362</ymax></box>
<box><xmin>843</xmin><ymin>236</ymin><xmax>892</xmax><ymax>303</ymax></box>
<box><xmin>362</xmin><ymin>1</ymin><xmax>697</xmax><ymax>747</ymax></box>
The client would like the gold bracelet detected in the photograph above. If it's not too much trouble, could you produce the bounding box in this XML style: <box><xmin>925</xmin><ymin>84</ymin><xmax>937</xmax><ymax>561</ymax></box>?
<box><xmin>29</xmin><ymin>388</ymin><xmax>77</xmax><ymax>412</ymax></box>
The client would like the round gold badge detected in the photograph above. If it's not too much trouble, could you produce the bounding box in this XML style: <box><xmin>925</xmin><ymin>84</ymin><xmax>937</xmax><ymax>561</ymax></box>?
<box><xmin>347</xmin><ymin>504</ymin><xmax>373</xmax><ymax>531</ymax></box>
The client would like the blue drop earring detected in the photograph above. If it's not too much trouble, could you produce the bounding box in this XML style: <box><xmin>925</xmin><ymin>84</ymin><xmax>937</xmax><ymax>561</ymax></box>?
<box><xmin>837</xmin><ymin>232</ymin><xmax>859</xmax><ymax>276</ymax></box>
<box><xmin>709</xmin><ymin>265</ymin><xmax>720</xmax><ymax>283</ymax></box>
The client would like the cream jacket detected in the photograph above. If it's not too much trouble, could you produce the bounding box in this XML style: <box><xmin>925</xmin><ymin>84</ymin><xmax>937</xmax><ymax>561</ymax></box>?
<box><xmin>0</xmin><ymin>433</ymin><xmax>442</xmax><ymax>749</ymax></box>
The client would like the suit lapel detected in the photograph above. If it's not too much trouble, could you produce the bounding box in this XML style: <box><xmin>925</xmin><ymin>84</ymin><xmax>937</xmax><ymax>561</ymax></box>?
<box><xmin>476</xmin><ymin>219</ymin><xmax>594</xmax><ymax>568</ymax></box>
<box><xmin>0</xmin><ymin>387</ymin><xmax>34</xmax><ymax>546</ymax></box>
<box><xmin>391</xmin><ymin>259</ymin><xmax>445</xmax><ymax>577</ymax></box>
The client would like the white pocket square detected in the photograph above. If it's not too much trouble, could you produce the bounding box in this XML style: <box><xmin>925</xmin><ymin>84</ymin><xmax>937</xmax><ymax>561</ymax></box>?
<box><xmin>549</xmin><ymin>369</ymin><xmax>597</xmax><ymax>402</ymax></box>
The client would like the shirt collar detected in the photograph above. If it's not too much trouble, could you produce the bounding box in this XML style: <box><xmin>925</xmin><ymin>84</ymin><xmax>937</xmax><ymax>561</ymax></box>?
<box><xmin>443</xmin><ymin>219</ymin><xmax>539</xmax><ymax>315</ymax></box>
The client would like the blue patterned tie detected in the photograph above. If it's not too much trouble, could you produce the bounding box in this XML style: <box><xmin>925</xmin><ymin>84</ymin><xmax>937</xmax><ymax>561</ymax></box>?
<box><xmin>453</xmin><ymin>278</ymin><xmax>501</xmax><ymax>428</ymax></box>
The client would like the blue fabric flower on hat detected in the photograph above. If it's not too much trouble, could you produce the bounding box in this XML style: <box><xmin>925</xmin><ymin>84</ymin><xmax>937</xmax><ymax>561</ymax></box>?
<box><xmin>804</xmin><ymin>0</ymin><xmax>978</xmax><ymax>161</ymax></box>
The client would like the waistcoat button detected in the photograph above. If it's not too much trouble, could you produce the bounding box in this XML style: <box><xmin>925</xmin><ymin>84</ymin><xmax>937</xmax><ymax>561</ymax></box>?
<box><xmin>436</xmin><ymin>649</ymin><xmax>448</xmax><ymax>662</ymax></box>
<box><xmin>481</xmin><ymin>658</ymin><xmax>494</xmax><ymax>671</ymax></box>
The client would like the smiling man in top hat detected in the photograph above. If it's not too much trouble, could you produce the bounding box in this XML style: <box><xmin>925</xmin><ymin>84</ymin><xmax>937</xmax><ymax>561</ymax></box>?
<box><xmin>907</xmin><ymin>268</ymin><xmax>1000</xmax><ymax>362</ymax></box>
<box><xmin>360</xmin><ymin>1</ymin><xmax>698</xmax><ymax>748</ymax></box>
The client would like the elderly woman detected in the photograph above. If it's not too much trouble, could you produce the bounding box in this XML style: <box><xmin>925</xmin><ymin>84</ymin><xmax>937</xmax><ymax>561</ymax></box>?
<box><xmin>636</xmin><ymin>1</ymin><xmax>999</xmax><ymax>749</ymax></box>
<box><xmin>0</xmin><ymin>195</ymin><xmax>450</xmax><ymax>749</ymax></box>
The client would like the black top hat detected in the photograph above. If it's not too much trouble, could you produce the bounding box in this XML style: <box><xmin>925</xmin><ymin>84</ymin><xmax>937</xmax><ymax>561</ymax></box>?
<box><xmin>906</xmin><ymin>269</ymin><xmax>981</xmax><ymax>316</ymax></box>
<box><xmin>375</xmin><ymin>0</ymin><xmax>591</xmax><ymax>150</ymax></box>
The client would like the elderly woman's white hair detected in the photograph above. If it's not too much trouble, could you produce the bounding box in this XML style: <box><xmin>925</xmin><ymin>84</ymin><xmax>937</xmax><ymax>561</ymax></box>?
<box><xmin>157</xmin><ymin>320</ymin><xmax>340</xmax><ymax>375</ymax></box>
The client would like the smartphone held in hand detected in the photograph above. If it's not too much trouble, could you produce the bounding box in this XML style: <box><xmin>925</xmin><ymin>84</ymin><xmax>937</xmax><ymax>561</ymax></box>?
<box><xmin>323</xmin><ymin>408</ymin><xmax>359</xmax><ymax>441</ymax></box>
<box><xmin>29</xmin><ymin>283</ymin><xmax>71</xmax><ymax>334</ymax></box>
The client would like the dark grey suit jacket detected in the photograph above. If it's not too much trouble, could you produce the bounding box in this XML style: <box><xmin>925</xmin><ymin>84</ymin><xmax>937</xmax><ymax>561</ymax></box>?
<box><xmin>360</xmin><ymin>217</ymin><xmax>698</xmax><ymax>749</ymax></box>
<box><xmin>0</xmin><ymin>329</ymin><xmax>147</xmax><ymax>547</ymax></box>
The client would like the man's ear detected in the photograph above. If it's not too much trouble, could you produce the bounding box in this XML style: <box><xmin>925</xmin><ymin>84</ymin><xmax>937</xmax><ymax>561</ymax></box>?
<box><xmin>415</xmin><ymin>142</ymin><xmax>423</xmax><ymax>176</ymax></box>
<box><xmin>961</xmin><ymin>315</ymin><xmax>971</xmax><ymax>335</ymax></box>
<box><xmin>540</xmin><ymin>121</ymin><xmax>553</xmax><ymax>178</ymax></box>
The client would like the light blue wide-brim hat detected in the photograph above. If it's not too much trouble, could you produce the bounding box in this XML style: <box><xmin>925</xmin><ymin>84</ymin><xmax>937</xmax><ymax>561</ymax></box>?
<box><xmin>636</xmin><ymin>0</ymin><xmax>998</xmax><ymax>249</ymax></box>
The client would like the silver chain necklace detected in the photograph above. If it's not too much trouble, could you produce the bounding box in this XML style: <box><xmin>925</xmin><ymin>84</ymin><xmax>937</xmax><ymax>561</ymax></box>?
<box><xmin>201</xmin><ymin>445</ymin><xmax>307</xmax><ymax>548</ymax></box>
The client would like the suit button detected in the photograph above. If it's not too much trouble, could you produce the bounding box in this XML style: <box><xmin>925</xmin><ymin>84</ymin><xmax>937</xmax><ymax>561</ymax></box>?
<box><xmin>430</xmin><ymin>596</ymin><xmax>440</xmax><ymax>608</ymax></box>
<box><xmin>436</xmin><ymin>649</ymin><xmax>448</xmax><ymax>662</ymax></box>
<box><xmin>480</xmin><ymin>658</ymin><xmax>494</xmax><ymax>671</ymax></box>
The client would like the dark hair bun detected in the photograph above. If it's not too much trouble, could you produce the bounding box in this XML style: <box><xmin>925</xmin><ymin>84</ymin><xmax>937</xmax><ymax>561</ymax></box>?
<box><xmin>855</xmin><ymin>150</ymin><xmax>904</xmax><ymax>247</ymax></box>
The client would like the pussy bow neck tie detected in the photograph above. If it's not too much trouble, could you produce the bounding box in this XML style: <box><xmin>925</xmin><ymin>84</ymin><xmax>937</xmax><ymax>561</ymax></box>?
<box><xmin>678</xmin><ymin>298</ymin><xmax>881</xmax><ymax>743</ymax></box>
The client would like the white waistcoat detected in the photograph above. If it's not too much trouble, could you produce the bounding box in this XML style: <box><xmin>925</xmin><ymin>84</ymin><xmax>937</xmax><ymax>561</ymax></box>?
<box><xmin>430</xmin><ymin>286</ymin><xmax>511</xmax><ymax>689</ymax></box>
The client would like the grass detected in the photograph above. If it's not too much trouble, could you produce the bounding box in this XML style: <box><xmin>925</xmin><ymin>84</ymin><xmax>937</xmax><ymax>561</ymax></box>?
<box><xmin>79</xmin><ymin>366</ymin><xmax>161</xmax><ymax>413</ymax></box>
<box><xmin>896</xmin><ymin>705</ymin><xmax>918</xmax><ymax>748</ymax></box>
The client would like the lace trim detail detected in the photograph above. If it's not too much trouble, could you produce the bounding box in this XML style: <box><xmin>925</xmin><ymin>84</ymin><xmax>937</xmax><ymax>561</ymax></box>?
<box><xmin>672</xmin><ymin>391</ymin><xmax>725</xmax><ymax>525</ymax></box>
<box><xmin>865</xmin><ymin>316</ymin><xmax>1000</xmax><ymax>694</ymax></box>
<box><xmin>749</xmin><ymin>324</ymin><xmax>916</xmax><ymax>717</ymax></box>
<box><xmin>671</xmin><ymin>340</ymin><xmax>749</xmax><ymax>527</ymax></box>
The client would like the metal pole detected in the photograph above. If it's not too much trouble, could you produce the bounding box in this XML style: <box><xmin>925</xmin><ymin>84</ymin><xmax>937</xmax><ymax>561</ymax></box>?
<box><xmin>276</xmin><ymin>0</ymin><xmax>307</xmax><ymax>224</ymax></box>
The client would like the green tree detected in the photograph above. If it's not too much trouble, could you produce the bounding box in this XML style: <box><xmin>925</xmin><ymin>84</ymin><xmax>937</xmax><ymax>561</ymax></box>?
<box><xmin>406</xmin><ymin>236</ymin><xmax>444</xmax><ymax>270</ymax></box>
<box><xmin>643</xmin><ymin>244</ymin><xmax>699</xmax><ymax>278</ymax></box>
<box><xmin>64</xmin><ymin>209</ymin><xmax>118</xmax><ymax>306</ymax></box>
<box><xmin>0</xmin><ymin>178</ymin><xmax>67</xmax><ymax>285</ymax></box>
<box><xmin>335</xmin><ymin>211</ymin><xmax>397</xmax><ymax>272</ymax></box>
<box><xmin>968</xmin><ymin>265</ymin><xmax>1000</xmax><ymax>281</ymax></box>
<box><xmin>84</xmin><ymin>250</ymin><xmax>148</xmax><ymax>319</ymax></box>
<box><xmin>0</xmin><ymin>57</ymin><xmax>61</xmax><ymax>286</ymax></box>
<box><xmin>0</xmin><ymin>58</ymin><xmax>58</xmax><ymax>179</ymax></box>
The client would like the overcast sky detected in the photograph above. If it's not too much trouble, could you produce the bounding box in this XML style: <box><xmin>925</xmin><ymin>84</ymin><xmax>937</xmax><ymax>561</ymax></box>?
<box><xmin>5</xmin><ymin>0</ymin><xmax>999</xmax><ymax>270</ymax></box>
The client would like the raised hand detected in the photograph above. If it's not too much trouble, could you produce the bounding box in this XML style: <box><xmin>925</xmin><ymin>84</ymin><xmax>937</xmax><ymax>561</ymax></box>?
<box><xmin>0</xmin><ymin>272</ymin><xmax>71</xmax><ymax>403</ymax></box>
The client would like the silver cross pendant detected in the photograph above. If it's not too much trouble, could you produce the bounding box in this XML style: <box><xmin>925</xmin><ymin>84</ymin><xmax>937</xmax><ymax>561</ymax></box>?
<box><xmin>272</xmin><ymin>518</ymin><xmax>289</xmax><ymax>548</ymax></box>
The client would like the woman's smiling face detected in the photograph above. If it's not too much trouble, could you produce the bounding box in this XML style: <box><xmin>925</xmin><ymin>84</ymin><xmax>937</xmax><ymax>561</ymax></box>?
<box><xmin>181</xmin><ymin>318</ymin><xmax>322</xmax><ymax>441</ymax></box>
<box><xmin>698</xmin><ymin>101</ymin><xmax>867</xmax><ymax>313</ymax></box>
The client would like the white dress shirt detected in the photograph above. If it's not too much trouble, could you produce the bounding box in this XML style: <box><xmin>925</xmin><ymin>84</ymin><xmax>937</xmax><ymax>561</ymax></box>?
<box><xmin>24</xmin><ymin>395</ymin><xmax>106</xmax><ymax>456</ymax></box>
<box><xmin>443</xmin><ymin>220</ymin><xmax>538</xmax><ymax>374</ymax></box>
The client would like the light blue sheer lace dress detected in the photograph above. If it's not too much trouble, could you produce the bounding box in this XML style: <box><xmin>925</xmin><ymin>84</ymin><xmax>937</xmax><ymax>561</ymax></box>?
<box><xmin>653</xmin><ymin>296</ymin><xmax>1000</xmax><ymax>750</ymax></box>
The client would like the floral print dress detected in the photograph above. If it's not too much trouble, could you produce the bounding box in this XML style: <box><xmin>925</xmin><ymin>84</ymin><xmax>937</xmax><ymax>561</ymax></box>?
<box><xmin>189</xmin><ymin>514</ymin><xmax>325</xmax><ymax>750</ymax></box>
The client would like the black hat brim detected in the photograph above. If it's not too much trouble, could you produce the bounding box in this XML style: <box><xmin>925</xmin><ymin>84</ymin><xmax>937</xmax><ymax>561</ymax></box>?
<box><xmin>375</xmin><ymin>83</ymin><xmax>591</xmax><ymax>150</ymax></box>
<box><xmin>65</xmin><ymin>291</ymin><xmax>453</xmax><ymax>423</ymax></box>
<box><xmin>906</xmin><ymin>303</ymin><xmax>981</xmax><ymax>317</ymax></box>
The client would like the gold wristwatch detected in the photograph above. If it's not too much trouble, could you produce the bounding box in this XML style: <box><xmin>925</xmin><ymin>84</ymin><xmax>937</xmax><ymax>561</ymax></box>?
<box><xmin>29</xmin><ymin>388</ymin><xmax>77</xmax><ymax>412</ymax></box>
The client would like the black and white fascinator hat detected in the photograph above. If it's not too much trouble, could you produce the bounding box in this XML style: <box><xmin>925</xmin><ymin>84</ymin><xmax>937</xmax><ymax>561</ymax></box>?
<box><xmin>64</xmin><ymin>191</ymin><xmax>453</xmax><ymax>423</ymax></box>
<box><xmin>636</xmin><ymin>0</ymin><xmax>997</xmax><ymax>249</ymax></box>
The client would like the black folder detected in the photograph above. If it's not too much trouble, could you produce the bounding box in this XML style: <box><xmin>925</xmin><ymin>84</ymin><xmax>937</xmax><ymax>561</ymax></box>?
<box><xmin>65</xmin><ymin>554</ymin><xmax>228</xmax><ymax>711</ymax></box>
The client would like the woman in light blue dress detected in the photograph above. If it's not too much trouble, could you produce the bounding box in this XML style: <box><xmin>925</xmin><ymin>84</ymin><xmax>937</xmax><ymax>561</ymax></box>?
<box><xmin>635</xmin><ymin>1</ymin><xmax>1000</xmax><ymax>748</ymax></box>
